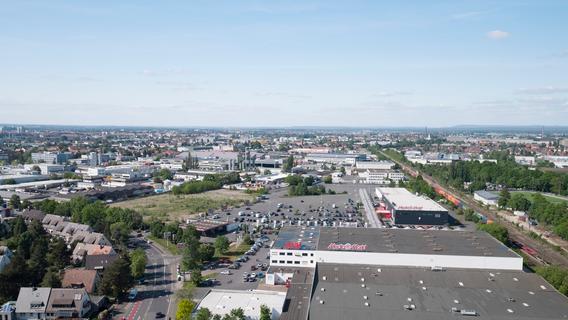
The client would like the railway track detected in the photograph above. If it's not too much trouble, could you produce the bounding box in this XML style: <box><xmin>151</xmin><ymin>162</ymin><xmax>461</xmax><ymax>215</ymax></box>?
<box><xmin>379</xmin><ymin>150</ymin><xmax>568</xmax><ymax>267</ymax></box>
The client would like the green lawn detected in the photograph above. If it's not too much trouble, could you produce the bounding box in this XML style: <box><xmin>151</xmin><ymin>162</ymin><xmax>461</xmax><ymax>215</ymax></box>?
<box><xmin>215</xmin><ymin>243</ymin><xmax>250</xmax><ymax>261</ymax></box>
<box><xmin>511</xmin><ymin>191</ymin><xmax>568</xmax><ymax>205</ymax></box>
<box><xmin>111</xmin><ymin>189</ymin><xmax>253</xmax><ymax>222</ymax></box>
<box><xmin>148</xmin><ymin>235</ymin><xmax>182</xmax><ymax>255</ymax></box>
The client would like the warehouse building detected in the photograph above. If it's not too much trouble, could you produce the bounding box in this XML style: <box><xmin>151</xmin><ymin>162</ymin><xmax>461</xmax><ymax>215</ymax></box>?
<box><xmin>306</xmin><ymin>263</ymin><xmax>568</xmax><ymax>320</ymax></box>
<box><xmin>268</xmin><ymin>226</ymin><xmax>523</xmax><ymax>272</ymax></box>
<box><xmin>376</xmin><ymin>187</ymin><xmax>448</xmax><ymax>225</ymax></box>
<box><xmin>474</xmin><ymin>190</ymin><xmax>500</xmax><ymax>206</ymax></box>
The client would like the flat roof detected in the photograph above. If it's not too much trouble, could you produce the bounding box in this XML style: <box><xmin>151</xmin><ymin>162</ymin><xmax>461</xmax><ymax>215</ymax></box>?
<box><xmin>280</xmin><ymin>268</ymin><xmax>315</xmax><ymax>320</ymax></box>
<box><xmin>377</xmin><ymin>187</ymin><xmax>447</xmax><ymax>212</ymax></box>
<box><xmin>309</xmin><ymin>263</ymin><xmax>568</xmax><ymax>320</ymax></box>
<box><xmin>273</xmin><ymin>226</ymin><xmax>519</xmax><ymax>258</ymax></box>
<box><xmin>273</xmin><ymin>227</ymin><xmax>320</xmax><ymax>251</ymax></box>
<box><xmin>196</xmin><ymin>289</ymin><xmax>286</xmax><ymax>318</ymax></box>
<box><xmin>475</xmin><ymin>190</ymin><xmax>500</xmax><ymax>200</ymax></box>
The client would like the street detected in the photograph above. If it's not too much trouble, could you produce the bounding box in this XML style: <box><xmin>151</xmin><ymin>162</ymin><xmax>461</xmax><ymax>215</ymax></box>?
<box><xmin>116</xmin><ymin>238</ymin><xmax>180</xmax><ymax>320</ymax></box>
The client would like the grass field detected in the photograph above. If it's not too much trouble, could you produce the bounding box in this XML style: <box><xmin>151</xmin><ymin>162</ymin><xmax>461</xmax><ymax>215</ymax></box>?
<box><xmin>148</xmin><ymin>235</ymin><xmax>182</xmax><ymax>255</ymax></box>
<box><xmin>511</xmin><ymin>191</ymin><xmax>568</xmax><ymax>205</ymax></box>
<box><xmin>215</xmin><ymin>243</ymin><xmax>250</xmax><ymax>261</ymax></box>
<box><xmin>110</xmin><ymin>189</ymin><xmax>253</xmax><ymax>222</ymax></box>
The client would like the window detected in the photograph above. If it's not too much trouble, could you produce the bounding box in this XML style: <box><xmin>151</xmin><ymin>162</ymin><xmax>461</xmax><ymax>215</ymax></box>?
<box><xmin>310</xmin><ymin>260</ymin><xmax>314</xmax><ymax>264</ymax></box>
<box><xmin>302</xmin><ymin>253</ymin><xmax>308</xmax><ymax>256</ymax></box>
<box><xmin>279</xmin><ymin>252</ymin><xmax>285</xmax><ymax>256</ymax></box>
<box><xmin>272</xmin><ymin>260</ymin><xmax>277</xmax><ymax>263</ymax></box>
<box><xmin>287</xmin><ymin>252</ymin><xmax>292</xmax><ymax>256</ymax></box>
<box><xmin>286</xmin><ymin>261</ymin><xmax>293</xmax><ymax>264</ymax></box>
<box><xmin>310</xmin><ymin>253</ymin><xmax>314</xmax><ymax>256</ymax></box>
<box><xmin>294</xmin><ymin>261</ymin><xmax>300</xmax><ymax>264</ymax></box>
<box><xmin>279</xmin><ymin>260</ymin><xmax>285</xmax><ymax>264</ymax></box>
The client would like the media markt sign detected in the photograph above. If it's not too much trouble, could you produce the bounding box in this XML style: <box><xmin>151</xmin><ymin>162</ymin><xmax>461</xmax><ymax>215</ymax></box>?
<box><xmin>327</xmin><ymin>242</ymin><xmax>367</xmax><ymax>251</ymax></box>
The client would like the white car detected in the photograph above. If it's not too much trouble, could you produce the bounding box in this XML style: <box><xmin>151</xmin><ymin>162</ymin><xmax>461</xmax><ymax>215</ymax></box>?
<box><xmin>220</xmin><ymin>270</ymin><xmax>232</xmax><ymax>275</ymax></box>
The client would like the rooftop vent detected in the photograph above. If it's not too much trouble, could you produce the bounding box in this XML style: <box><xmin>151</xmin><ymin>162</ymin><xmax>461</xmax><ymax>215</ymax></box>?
<box><xmin>376</xmin><ymin>291</ymin><xmax>383</xmax><ymax>296</ymax></box>
<box><xmin>321</xmin><ymin>288</ymin><xmax>325</xmax><ymax>292</ymax></box>
<box><xmin>363</xmin><ymin>296</ymin><xmax>368</xmax><ymax>300</ymax></box>
<box><xmin>522</xmin><ymin>302</ymin><xmax>530</xmax><ymax>307</ymax></box>
<box><xmin>364</xmin><ymin>302</ymin><xmax>370</xmax><ymax>307</ymax></box>
<box><xmin>322</xmin><ymin>276</ymin><xmax>327</xmax><ymax>281</ymax></box>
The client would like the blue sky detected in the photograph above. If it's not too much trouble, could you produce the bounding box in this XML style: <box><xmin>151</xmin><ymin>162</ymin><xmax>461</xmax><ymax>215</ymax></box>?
<box><xmin>1</xmin><ymin>0</ymin><xmax>567</xmax><ymax>127</ymax></box>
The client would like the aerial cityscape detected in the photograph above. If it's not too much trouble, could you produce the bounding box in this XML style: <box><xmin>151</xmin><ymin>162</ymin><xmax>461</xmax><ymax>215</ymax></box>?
<box><xmin>1</xmin><ymin>1</ymin><xmax>568</xmax><ymax>320</ymax></box>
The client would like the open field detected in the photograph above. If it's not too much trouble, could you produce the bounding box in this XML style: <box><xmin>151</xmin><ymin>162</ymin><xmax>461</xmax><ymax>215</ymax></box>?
<box><xmin>110</xmin><ymin>189</ymin><xmax>254</xmax><ymax>222</ymax></box>
<box><xmin>510</xmin><ymin>191</ymin><xmax>568</xmax><ymax>205</ymax></box>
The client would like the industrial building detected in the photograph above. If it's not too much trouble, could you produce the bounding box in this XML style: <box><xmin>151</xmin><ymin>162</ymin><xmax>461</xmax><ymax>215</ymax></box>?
<box><xmin>267</xmin><ymin>228</ymin><xmax>568</xmax><ymax>320</ymax></box>
<box><xmin>376</xmin><ymin>187</ymin><xmax>448</xmax><ymax>225</ymax></box>
<box><xmin>354</xmin><ymin>160</ymin><xmax>395</xmax><ymax>170</ymax></box>
<box><xmin>474</xmin><ymin>190</ymin><xmax>500</xmax><ymax>206</ymax></box>
<box><xmin>268</xmin><ymin>226</ymin><xmax>523</xmax><ymax>272</ymax></box>
<box><xmin>306</xmin><ymin>263</ymin><xmax>568</xmax><ymax>320</ymax></box>
<box><xmin>304</xmin><ymin>153</ymin><xmax>367</xmax><ymax>165</ymax></box>
<box><xmin>194</xmin><ymin>289</ymin><xmax>286</xmax><ymax>320</ymax></box>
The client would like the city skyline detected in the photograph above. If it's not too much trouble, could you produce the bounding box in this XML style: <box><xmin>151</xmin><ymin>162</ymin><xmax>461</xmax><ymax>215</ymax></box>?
<box><xmin>1</xmin><ymin>0</ymin><xmax>567</xmax><ymax>126</ymax></box>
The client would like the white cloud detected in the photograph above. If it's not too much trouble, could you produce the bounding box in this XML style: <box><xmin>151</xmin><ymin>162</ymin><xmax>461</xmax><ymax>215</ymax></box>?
<box><xmin>516</xmin><ymin>87</ymin><xmax>568</xmax><ymax>95</ymax></box>
<box><xmin>487</xmin><ymin>30</ymin><xmax>510</xmax><ymax>40</ymax></box>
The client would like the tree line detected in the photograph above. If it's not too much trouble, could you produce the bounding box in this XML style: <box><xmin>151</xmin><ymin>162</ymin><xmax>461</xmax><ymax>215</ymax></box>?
<box><xmin>172</xmin><ymin>173</ymin><xmax>241</xmax><ymax>195</ymax></box>
<box><xmin>419</xmin><ymin>159</ymin><xmax>568</xmax><ymax>196</ymax></box>
<box><xmin>286</xmin><ymin>175</ymin><xmax>336</xmax><ymax>196</ymax></box>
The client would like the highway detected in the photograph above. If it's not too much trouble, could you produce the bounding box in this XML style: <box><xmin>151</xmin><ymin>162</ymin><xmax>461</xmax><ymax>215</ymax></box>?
<box><xmin>359</xmin><ymin>188</ymin><xmax>383</xmax><ymax>228</ymax></box>
<box><xmin>119</xmin><ymin>238</ymin><xmax>180</xmax><ymax>320</ymax></box>
<box><xmin>378</xmin><ymin>150</ymin><xmax>568</xmax><ymax>267</ymax></box>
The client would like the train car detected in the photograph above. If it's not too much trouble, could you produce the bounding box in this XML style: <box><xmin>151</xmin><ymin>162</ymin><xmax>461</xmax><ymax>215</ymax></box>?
<box><xmin>434</xmin><ymin>187</ymin><xmax>462</xmax><ymax>207</ymax></box>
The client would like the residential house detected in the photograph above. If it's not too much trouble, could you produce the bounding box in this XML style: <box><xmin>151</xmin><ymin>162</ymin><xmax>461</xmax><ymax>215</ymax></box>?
<box><xmin>45</xmin><ymin>288</ymin><xmax>91</xmax><ymax>319</ymax></box>
<box><xmin>85</xmin><ymin>254</ymin><xmax>118</xmax><ymax>271</ymax></box>
<box><xmin>61</xmin><ymin>269</ymin><xmax>101</xmax><ymax>294</ymax></box>
<box><xmin>72</xmin><ymin>243</ymin><xmax>115</xmax><ymax>263</ymax></box>
<box><xmin>14</xmin><ymin>287</ymin><xmax>51</xmax><ymax>320</ymax></box>
<box><xmin>21</xmin><ymin>209</ymin><xmax>46</xmax><ymax>223</ymax></box>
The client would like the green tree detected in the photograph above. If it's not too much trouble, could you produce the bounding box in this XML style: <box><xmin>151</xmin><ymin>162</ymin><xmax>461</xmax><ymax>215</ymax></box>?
<box><xmin>508</xmin><ymin>193</ymin><xmax>531</xmax><ymax>211</ymax></box>
<box><xmin>130</xmin><ymin>249</ymin><xmax>148</xmax><ymax>279</ymax></box>
<box><xmin>41</xmin><ymin>268</ymin><xmax>62</xmax><ymax>287</ymax></box>
<box><xmin>214</xmin><ymin>235</ymin><xmax>230</xmax><ymax>255</ymax></box>
<box><xmin>323</xmin><ymin>176</ymin><xmax>332</xmax><ymax>184</ymax></box>
<box><xmin>498</xmin><ymin>189</ymin><xmax>511</xmax><ymax>208</ymax></box>
<box><xmin>100</xmin><ymin>257</ymin><xmax>134</xmax><ymax>298</ymax></box>
<box><xmin>11</xmin><ymin>216</ymin><xmax>27</xmax><ymax>237</ymax></box>
<box><xmin>28</xmin><ymin>237</ymin><xmax>49</xmax><ymax>284</ymax></box>
<box><xmin>9</xmin><ymin>194</ymin><xmax>21</xmax><ymax>210</ymax></box>
<box><xmin>47</xmin><ymin>237</ymin><xmax>70</xmax><ymax>270</ymax></box>
<box><xmin>191</xmin><ymin>269</ymin><xmax>203</xmax><ymax>286</ymax></box>
<box><xmin>242</xmin><ymin>234</ymin><xmax>253</xmax><ymax>245</ymax></box>
<box><xmin>0</xmin><ymin>255</ymin><xmax>32</xmax><ymax>301</ymax></box>
<box><xmin>194</xmin><ymin>307</ymin><xmax>213</xmax><ymax>320</ymax></box>
<box><xmin>176</xmin><ymin>299</ymin><xmax>195</xmax><ymax>320</ymax></box>
<box><xmin>182</xmin><ymin>237</ymin><xmax>202</xmax><ymax>271</ymax></box>
<box><xmin>477</xmin><ymin>223</ymin><xmax>509</xmax><ymax>244</ymax></box>
<box><xmin>199</xmin><ymin>243</ymin><xmax>215</xmax><ymax>262</ymax></box>
<box><xmin>260</xmin><ymin>304</ymin><xmax>271</xmax><ymax>320</ymax></box>
<box><xmin>282</xmin><ymin>155</ymin><xmax>294</xmax><ymax>172</ymax></box>
<box><xmin>229</xmin><ymin>308</ymin><xmax>246</xmax><ymax>320</ymax></box>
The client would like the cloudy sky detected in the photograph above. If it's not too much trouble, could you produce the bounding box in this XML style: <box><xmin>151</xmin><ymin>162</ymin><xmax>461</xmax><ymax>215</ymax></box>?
<box><xmin>1</xmin><ymin>0</ymin><xmax>567</xmax><ymax>127</ymax></box>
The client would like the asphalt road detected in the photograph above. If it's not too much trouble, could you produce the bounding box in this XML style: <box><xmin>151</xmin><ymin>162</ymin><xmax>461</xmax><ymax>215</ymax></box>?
<box><xmin>117</xmin><ymin>239</ymin><xmax>180</xmax><ymax>320</ymax></box>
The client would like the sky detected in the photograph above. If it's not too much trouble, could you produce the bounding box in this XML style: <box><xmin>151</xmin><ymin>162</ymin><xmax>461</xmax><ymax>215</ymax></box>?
<box><xmin>1</xmin><ymin>0</ymin><xmax>567</xmax><ymax>127</ymax></box>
